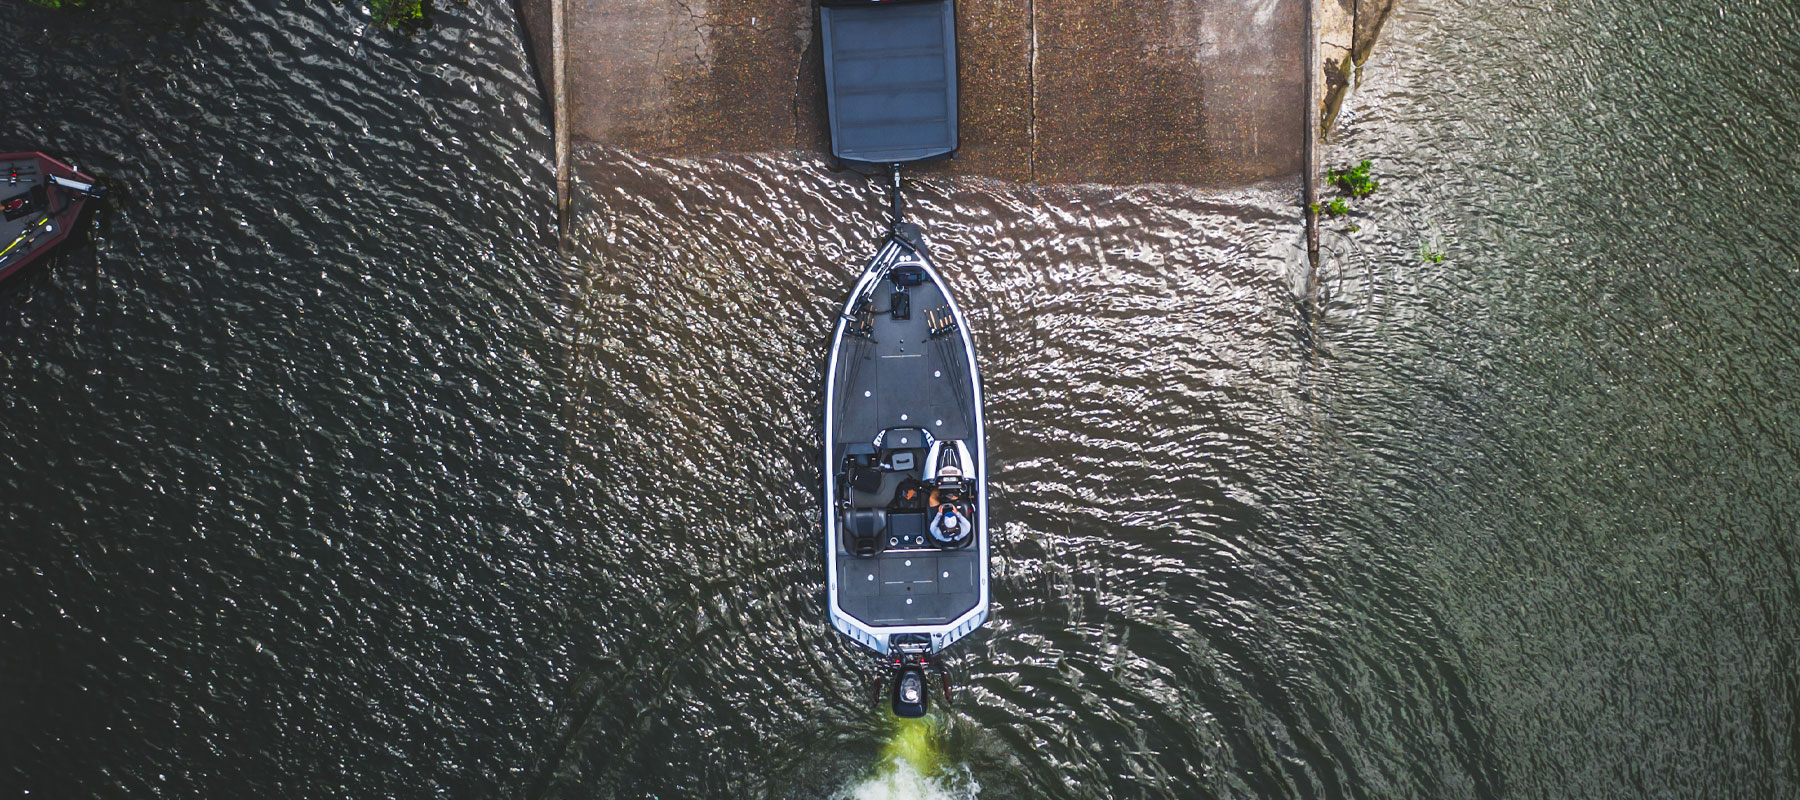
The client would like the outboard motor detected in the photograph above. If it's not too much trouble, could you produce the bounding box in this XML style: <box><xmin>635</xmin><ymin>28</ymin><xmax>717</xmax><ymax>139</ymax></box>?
<box><xmin>883</xmin><ymin>635</ymin><xmax>945</xmax><ymax>718</ymax></box>
<box><xmin>892</xmin><ymin>663</ymin><xmax>929</xmax><ymax>718</ymax></box>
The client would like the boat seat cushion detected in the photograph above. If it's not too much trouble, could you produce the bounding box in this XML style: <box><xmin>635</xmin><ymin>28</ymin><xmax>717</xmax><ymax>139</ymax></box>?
<box><xmin>849</xmin><ymin>465</ymin><xmax>883</xmax><ymax>494</ymax></box>
<box><xmin>848</xmin><ymin>508</ymin><xmax>887</xmax><ymax>538</ymax></box>
<box><xmin>847</xmin><ymin>508</ymin><xmax>887</xmax><ymax>557</ymax></box>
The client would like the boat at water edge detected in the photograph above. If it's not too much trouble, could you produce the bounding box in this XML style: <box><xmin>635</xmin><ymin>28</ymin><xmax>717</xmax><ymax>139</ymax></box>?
<box><xmin>818</xmin><ymin>0</ymin><xmax>986</xmax><ymax>718</ymax></box>
<box><xmin>1</xmin><ymin>152</ymin><xmax>104</xmax><ymax>283</ymax></box>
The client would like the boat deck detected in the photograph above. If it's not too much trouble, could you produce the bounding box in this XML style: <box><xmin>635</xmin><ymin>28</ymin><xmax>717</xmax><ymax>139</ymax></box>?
<box><xmin>834</xmin><ymin>549</ymin><xmax>979</xmax><ymax>626</ymax></box>
<box><xmin>830</xmin><ymin>265</ymin><xmax>981</xmax><ymax>629</ymax></box>
<box><xmin>832</xmin><ymin>278</ymin><xmax>974</xmax><ymax>448</ymax></box>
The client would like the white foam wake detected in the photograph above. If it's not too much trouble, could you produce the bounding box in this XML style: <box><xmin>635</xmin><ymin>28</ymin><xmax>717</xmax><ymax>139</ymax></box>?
<box><xmin>841</xmin><ymin>760</ymin><xmax>979</xmax><ymax>800</ymax></box>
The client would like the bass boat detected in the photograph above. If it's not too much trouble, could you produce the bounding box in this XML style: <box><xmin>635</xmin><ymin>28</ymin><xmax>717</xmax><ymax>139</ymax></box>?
<box><xmin>819</xmin><ymin>0</ymin><xmax>985</xmax><ymax>718</ymax></box>
<box><xmin>1</xmin><ymin>152</ymin><xmax>104</xmax><ymax>282</ymax></box>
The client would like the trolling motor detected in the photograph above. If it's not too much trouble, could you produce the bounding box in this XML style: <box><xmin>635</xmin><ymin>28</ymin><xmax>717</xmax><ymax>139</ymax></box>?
<box><xmin>874</xmin><ymin>635</ymin><xmax>955</xmax><ymax>718</ymax></box>
<box><xmin>888</xmin><ymin>163</ymin><xmax>905</xmax><ymax>232</ymax></box>
<box><xmin>48</xmin><ymin>174</ymin><xmax>107</xmax><ymax>200</ymax></box>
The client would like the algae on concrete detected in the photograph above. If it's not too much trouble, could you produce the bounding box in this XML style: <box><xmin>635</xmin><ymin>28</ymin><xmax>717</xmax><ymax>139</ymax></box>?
<box><xmin>368</xmin><ymin>0</ymin><xmax>427</xmax><ymax>30</ymax></box>
<box><xmin>362</xmin><ymin>0</ymin><xmax>472</xmax><ymax>32</ymax></box>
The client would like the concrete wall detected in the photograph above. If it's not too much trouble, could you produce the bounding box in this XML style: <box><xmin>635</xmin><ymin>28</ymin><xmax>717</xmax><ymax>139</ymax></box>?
<box><xmin>519</xmin><ymin>0</ymin><xmax>1308</xmax><ymax>187</ymax></box>
<box><xmin>1319</xmin><ymin>0</ymin><xmax>1397</xmax><ymax>137</ymax></box>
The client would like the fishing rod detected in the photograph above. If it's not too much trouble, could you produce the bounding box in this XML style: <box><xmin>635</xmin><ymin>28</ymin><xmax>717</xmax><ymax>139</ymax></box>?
<box><xmin>0</xmin><ymin>217</ymin><xmax>51</xmax><ymax>263</ymax></box>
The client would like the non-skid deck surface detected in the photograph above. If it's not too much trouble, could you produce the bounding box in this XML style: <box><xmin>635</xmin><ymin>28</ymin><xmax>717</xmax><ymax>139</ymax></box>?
<box><xmin>836</xmin><ymin>549</ymin><xmax>980</xmax><ymax>626</ymax></box>
<box><xmin>834</xmin><ymin>279</ymin><xmax>975</xmax><ymax>448</ymax></box>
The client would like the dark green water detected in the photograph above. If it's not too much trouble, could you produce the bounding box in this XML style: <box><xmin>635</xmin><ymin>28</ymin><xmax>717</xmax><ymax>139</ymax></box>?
<box><xmin>3</xmin><ymin>0</ymin><xmax>1796</xmax><ymax>798</ymax></box>
<box><xmin>1311</xmin><ymin>2</ymin><xmax>1800</xmax><ymax>796</ymax></box>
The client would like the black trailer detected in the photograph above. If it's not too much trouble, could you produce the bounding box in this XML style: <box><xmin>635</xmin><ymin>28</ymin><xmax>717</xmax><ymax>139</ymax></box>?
<box><xmin>819</xmin><ymin>0</ymin><xmax>959</xmax><ymax>169</ymax></box>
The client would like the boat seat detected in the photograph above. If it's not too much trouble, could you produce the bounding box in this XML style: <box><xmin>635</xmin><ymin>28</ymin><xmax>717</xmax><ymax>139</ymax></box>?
<box><xmin>849</xmin><ymin>465</ymin><xmax>883</xmax><ymax>494</ymax></box>
<box><xmin>844</xmin><ymin>441</ymin><xmax>884</xmax><ymax>494</ymax></box>
<box><xmin>878</xmin><ymin>427</ymin><xmax>929</xmax><ymax>477</ymax></box>
<box><xmin>847</xmin><ymin>508</ymin><xmax>887</xmax><ymax>557</ymax></box>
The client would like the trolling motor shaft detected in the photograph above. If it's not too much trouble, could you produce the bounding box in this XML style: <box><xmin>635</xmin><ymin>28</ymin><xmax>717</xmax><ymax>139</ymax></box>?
<box><xmin>888</xmin><ymin>163</ymin><xmax>905</xmax><ymax>232</ymax></box>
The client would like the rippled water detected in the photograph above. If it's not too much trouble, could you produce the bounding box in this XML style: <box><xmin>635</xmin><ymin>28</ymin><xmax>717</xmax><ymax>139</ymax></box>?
<box><xmin>558</xmin><ymin>149</ymin><xmax>1308</xmax><ymax>797</ymax></box>
<box><xmin>1311</xmin><ymin>1</ymin><xmax>1800</xmax><ymax>796</ymax></box>
<box><xmin>5</xmin><ymin>0</ymin><xmax>1797</xmax><ymax>797</ymax></box>
<box><xmin>2</xmin><ymin>1</ymin><xmax>567</xmax><ymax>796</ymax></box>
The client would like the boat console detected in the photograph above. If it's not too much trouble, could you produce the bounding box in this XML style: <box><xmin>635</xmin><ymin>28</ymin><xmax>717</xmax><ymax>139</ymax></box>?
<box><xmin>838</xmin><ymin>428</ymin><xmax>975</xmax><ymax>554</ymax></box>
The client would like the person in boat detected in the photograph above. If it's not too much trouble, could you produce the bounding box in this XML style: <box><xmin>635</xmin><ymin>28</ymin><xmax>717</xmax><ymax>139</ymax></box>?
<box><xmin>929</xmin><ymin>464</ymin><xmax>965</xmax><ymax>506</ymax></box>
<box><xmin>929</xmin><ymin>501</ymin><xmax>971</xmax><ymax>547</ymax></box>
<box><xmin>889</xmin><ymin>476</ymin><xmax>928</xmax><ymax>511</ymax></box>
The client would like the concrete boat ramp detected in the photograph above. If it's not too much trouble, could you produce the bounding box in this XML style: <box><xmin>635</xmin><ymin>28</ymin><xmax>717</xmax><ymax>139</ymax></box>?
<box><xmin>516</xmin><ymin>0</ymin><xmax>1311</xmax><ymax>189</ymax></box>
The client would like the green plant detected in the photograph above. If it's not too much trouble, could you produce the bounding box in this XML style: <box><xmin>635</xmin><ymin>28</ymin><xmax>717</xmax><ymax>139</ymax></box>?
<box><xmin>1326</xmin><ymin>159</ymin><xmax>1380</xmax><ymax>198</ymax></box>
<box><xmin>1419</xmin><ymin>243</ymin><xmax>1447</xmax><ymax>263</ymax></box>
<box><xmin>370</xmin><ymin>0</ymin><xmax>428</xmax><ymax>29</ymax></box>
<box><xmin>1323</xmin><ymin>197</ymin><xmax>1350</xmax><ymax>217</ymax></box>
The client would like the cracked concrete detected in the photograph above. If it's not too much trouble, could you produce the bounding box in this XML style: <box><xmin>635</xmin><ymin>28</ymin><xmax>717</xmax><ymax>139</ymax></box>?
<box><xmin>1319</xmin><ymin>0</ymin><xmax>1397</xmax><ymax>138</ymax></box>
<box><xmin>518</xmin><ymin>0</ymin><xmax>1309</xmax><ymax>186</ymax></box>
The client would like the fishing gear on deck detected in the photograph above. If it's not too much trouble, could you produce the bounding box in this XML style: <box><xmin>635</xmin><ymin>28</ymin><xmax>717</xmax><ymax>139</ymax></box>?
<box><xmin>0</xmin><ymin>152</ymin><xmax>106</xmax><ymax>279</ymax></box>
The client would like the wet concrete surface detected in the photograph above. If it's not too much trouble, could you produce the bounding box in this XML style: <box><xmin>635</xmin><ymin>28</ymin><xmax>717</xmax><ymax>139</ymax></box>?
<box><xmin>519</xmin><ymin>0</ymin><xmax>1305</xmax><ymax>186</ymax></box>
<box><xmin>1320</xmin><ymin>0</ymin><xmax>1398</xmax><ymax>135</ymax></box>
